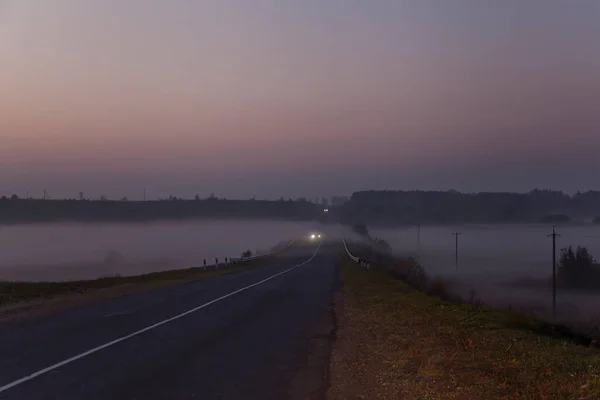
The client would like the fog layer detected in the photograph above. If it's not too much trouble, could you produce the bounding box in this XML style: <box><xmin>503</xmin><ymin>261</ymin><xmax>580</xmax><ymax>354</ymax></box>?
<box><xmin>0</xmin><ymin>220</ymin><xmax>341</xmax><ymax>281</ymax></box>
<box><xmin>371</xmin><ymin>224</ymin><xmax>600</xmax><ymax>322</ymax></box>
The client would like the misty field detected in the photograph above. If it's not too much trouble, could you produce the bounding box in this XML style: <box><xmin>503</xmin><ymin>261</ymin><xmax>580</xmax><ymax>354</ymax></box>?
<box><xmin>4</xmin><ymin>220</ymin><xmax>600</xmax><ymax>324</ymax></box>
<box><xmin>371</xmin><ymin>224</ymin><xmax>600</xmax><ymax>324</ymax></box>
<box><xmin>0</xmin><ymin>220</ymin><xmax>337</xmax><ymax>281</ymax></box>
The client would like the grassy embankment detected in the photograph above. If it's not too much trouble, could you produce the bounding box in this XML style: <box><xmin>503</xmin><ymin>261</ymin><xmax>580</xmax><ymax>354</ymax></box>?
<box><xmin>0</xmin><ymin>257</ymin><xmax>275</xmax><ymax>307</ymax></box>
<box><xmin>328</xmin><ymin>256</ymin><xmax>600</xmax><ymax>400</ymax></box>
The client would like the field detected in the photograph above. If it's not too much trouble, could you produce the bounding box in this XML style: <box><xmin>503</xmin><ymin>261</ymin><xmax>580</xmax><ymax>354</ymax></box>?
<box><xmin>0</xmin><ymin>220</ymin><xmax>333</xmax><ymax>281</ymax></box>
<box><xmin>370</xmin><ymin>224</ymin><xmax>600</xmax><ymax>323</ymax></box>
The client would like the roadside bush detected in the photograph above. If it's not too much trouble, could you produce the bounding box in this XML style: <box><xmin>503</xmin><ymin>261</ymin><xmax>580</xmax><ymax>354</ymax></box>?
<box><xmin>345</xmin><ymin>240</ymin><xmax>466</xmax><ymax>302</ymax></box>
<box><xmin>383</xmin><ymin>256</ymin><xmax>464</xmax><ymax>302</ymax></box>
<box><xmin>385</xmin><ymin>257</ymin><xmax>428</xmax><ymax>292</ymax></box>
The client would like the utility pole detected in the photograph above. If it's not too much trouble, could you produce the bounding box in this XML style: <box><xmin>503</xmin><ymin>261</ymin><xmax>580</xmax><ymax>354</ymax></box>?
<box><xmin>547</xmin><ymin>225</ymin><xmax>560</xmax><ymax>316</ymax></box>
<box><xmin>417</xmin><ymin>223</ymin><xmax>421</xmax><ymax>261</ymax></box>
<box><xmin>144</xmin><ymin>188</ymin><xmax>146</xmax><ymax>202</ymax></box>
<box><xmin>452</xmin><ymin>232</ymin><xmax>462</xmax><ymax>270</ymax></box>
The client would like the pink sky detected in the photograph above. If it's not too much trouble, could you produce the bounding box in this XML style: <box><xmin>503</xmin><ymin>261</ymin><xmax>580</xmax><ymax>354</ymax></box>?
<box><xmin>1</xmin><ymin>1</ymin><xmax>600</xmax><ymax>199</ymax></box>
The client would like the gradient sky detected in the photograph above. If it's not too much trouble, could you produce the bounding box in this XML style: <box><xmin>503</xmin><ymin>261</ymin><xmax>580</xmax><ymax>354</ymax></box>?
<box><xmin>2</xmin><ymin>1</ymin><xmax>600</xmax><ymax>200</ymax></box>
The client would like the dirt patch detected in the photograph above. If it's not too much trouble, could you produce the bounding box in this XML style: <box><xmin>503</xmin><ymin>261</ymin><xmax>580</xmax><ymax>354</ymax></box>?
<box><xmin>327</xmin><ymin>257</ymin><xmax>600</xmax><ymax>400</ymax></box>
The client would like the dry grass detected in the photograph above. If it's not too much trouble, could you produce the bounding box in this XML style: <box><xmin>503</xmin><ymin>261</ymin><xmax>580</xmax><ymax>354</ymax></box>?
<box><xmin>328</xmin><ymin>256</ymin><xmax>600</xmax><ymax>400</ymax></box>
<box><xmin>0</xmin><ymin>257</ymin><xmax>274</xmax><ymax>306</ymax></box>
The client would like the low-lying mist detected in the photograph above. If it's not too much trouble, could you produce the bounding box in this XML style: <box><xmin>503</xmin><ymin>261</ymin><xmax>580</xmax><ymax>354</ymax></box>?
<box><xmin>0</xmin><ymin>220</ymin><xmax>342</xmax><ymax>282</ymax></box>
<box><xmin>370</xmin><ymin>224</ymin><xmax>600</xmax><ymax>327</ymax></box>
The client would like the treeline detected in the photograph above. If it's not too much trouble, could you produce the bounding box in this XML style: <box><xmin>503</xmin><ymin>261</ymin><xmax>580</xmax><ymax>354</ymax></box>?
<box><xmin>339</xmin><ymin>189</ymin><xmax>600</xmax><ymax>225</ymax></box>
<box><xmin>0</xmin><ymin>197</ymin><xmax>327</xmax><ymax>224</ymax></box>
<box><xmin>5</xmin><ymin>188</ymin><xmax>600</xmax><ymax>225</ymax></box>
<box><xmin>557</xmin><ymin>246</ymin><xmax>600</xmax><ymax>291</ymax></box>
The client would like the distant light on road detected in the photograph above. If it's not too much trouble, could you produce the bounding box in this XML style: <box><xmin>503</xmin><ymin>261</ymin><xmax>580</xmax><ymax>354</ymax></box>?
<box><xmin>323</xmin><ymin>208</ymin><xmax>329</xmax><ymax>213</ymax></box>
<box><xmin>309</xmin><ymin>232</ymin><xmax>323</xmax><ymax>240</ymax></box>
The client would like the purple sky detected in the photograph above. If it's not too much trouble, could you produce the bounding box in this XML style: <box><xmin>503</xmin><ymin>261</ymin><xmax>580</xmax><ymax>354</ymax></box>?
<box><xmin>1</xmin><ymin>1</ymin><xmax>600</xmax><ymax>200</ymax></box>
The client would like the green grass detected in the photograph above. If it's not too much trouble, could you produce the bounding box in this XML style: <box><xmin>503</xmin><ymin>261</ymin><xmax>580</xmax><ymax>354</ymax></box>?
<box><xmin>0</xmin><ymin>257</ymin><xmax>274</xmax><ymax>306</ymax></box>
<box><xmin>328</xmin><ymin>256</ymin><xmax>600</xmax><ymax>400</ymax></box>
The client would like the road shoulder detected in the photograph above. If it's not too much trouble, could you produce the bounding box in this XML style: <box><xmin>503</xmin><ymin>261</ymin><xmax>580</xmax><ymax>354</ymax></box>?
<box><xmin>0</xmin><ymin>258</ymin><xmax>276</xmax><ymax>325</ymax></box>
<box><xmin>327</xmin><ymin>257</ymin><xmax>600</xmax><ymax>399</ymax></box>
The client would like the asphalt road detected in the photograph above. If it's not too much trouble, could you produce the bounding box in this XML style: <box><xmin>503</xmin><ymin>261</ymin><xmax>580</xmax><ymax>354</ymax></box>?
<box><xmin>0</xmin><ymin>241</ymin><xmax>338</xmax><ymax>399</ymax></box>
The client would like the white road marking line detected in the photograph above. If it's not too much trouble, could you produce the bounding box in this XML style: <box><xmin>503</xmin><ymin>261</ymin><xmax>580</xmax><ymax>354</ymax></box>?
<box><xmin>0</xmin><ymin>242</ymin><xmax>321</xmax><ymax>393</ymax></box>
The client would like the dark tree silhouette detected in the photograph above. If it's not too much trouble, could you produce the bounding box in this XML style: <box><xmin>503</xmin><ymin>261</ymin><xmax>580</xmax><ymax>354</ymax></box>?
<box><xmin>0</xmin><ymin>197</ymin><xmax>322</xmax><ymax>223</ymax></box>
<box><xmin>339</xmin><ymin>189</ymin><xmax>580</xmax><ymax>225</ymax></box>
<box><xmin>557</xmin><ymin>246</ymin><xmax>599</xmax><ymax>289</ymax></box>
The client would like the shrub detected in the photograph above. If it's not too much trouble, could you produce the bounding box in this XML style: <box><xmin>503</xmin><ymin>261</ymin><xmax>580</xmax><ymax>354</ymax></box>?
<box><xmin>557</xmin><ymin>245</ymin><xmax>600</xmax><ymax>289</ymax></box>
<box><xmin>386</xmin><ymin>257</ymin><xmax>429</xmax><ymax>292</ymax></box>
